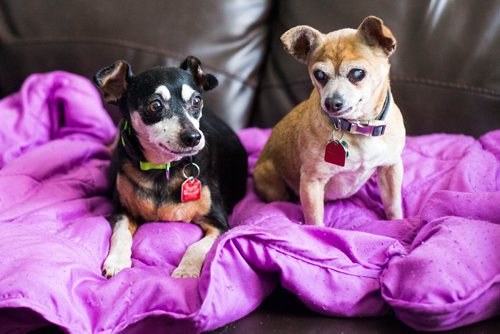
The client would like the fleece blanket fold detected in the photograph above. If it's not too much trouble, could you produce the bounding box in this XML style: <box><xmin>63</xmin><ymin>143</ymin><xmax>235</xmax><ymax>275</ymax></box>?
<box><xmin>0</xmin><ymin>72</ymin><xmax>498</xmax><ymax>333</ymax></box>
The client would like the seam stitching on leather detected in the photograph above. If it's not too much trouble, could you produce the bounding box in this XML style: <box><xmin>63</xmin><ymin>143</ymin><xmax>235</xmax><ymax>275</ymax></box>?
<box><xmin>2</xmin><ymin>38</ymin><xmax>258</xmax><ymax>86</ymax></box>
<box><xmin>391</xmin><ymin>76</ymin><xmax>500</xmax><ymax>97</ymax></box>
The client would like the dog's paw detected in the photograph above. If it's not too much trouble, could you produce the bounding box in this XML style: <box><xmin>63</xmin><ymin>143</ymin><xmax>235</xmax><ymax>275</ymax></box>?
<box><xmin>385</xmin><ymin>206</ymin><xmax>403</xmax><ymax>221</ymax></box>
<box><xmin>102</xmin><ymin>255</ymin><xmax>132</xmax><ymax>279</ymax></box>
<box><xmin>387</xmin><ymin>212</ymin><xmax>403</xmax><ymax>220</ymax></box>
<box><xmin>171</xmin><ymin>264</ymin><xmax>201</xmax><ymax>279</ymax></box>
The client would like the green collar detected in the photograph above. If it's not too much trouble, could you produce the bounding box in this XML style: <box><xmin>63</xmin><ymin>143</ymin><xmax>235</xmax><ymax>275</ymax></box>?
<box><xmin>139</xmin><ymin>161</ymin><xmax>171</xmax><ymax>171</ymax></box>
<box><xmin>140</xmin><ymin>160</ymin><xmax>172</xmax><ymax>180</ymax></box>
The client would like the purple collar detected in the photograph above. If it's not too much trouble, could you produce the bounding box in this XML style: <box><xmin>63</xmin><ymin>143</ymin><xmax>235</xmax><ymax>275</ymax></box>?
<box><xmin>329</xmin><ymin>89</ymin><xmax>391</xmax><ymax>137</ymax></box>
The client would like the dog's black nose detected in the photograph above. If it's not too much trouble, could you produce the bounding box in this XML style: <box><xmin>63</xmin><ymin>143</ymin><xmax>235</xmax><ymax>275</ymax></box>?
<box><xmin>325</xmin><ymin>96</ymin><xmax>344</xmax><ymax>113</ymax></box>
<box><xmin>181</xmin><ymin>131</ymin><xmax>202</xmax><ymax>147</ymax></box>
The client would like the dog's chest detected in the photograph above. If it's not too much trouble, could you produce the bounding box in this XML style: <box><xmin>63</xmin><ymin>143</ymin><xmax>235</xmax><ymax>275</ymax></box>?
<box><xmin>305</xmin><ymin>137</ymin><xmax>395</xmax><ymax>200</ymax></box>
<box><xmin>116</xmin><ymin>173</ymin><xmax>212</xmax><ymax>222</ymax></box>
<box><xmin>323</xmin><ymin>168</ymin><xmax>374</xmax><ymax>200</ymax></box>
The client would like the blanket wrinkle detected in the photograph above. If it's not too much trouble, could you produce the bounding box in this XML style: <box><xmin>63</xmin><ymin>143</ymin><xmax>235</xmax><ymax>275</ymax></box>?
<box><xmin>0</xmin><ymin>72</ymin><xmax>115</xmax><ymax>170</ymax></box>
<box><xmin>0</xmin><ymin>72</ymin><xmax>499</xmax><ymax>333</ymax></box>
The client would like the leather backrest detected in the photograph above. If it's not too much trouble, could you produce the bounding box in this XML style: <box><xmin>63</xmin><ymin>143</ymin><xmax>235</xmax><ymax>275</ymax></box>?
<box><xmin>252</xmin><ymin>0</ymin><xmax>500</xmax><ymax>136</ymax></box>
<box><xmin>1</xmin><ymin>0</ymin><xmax>499</xmax><ymax>136</ymax></box>
<box><xmin>0</xmin><ymin>0</ymin><xmax>271</xmax><ymax>129</ymax></box>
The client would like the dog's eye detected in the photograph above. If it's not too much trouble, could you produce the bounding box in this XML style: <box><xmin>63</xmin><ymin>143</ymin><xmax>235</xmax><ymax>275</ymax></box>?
<box><xmin>314</xmin><ymin>70</ymin><xmax>328</xmax><ymax>86</ymax></box>
<box><xmin>192</xmin><ymin>96</ymin><xmax>202</xmax><ymax>109</ymax></box>
<box><xmin>148</xmin><ymin>100</ymin><xmax>163</xmax><ymax>112</ymax></box>
<box><xmin>348</xmin><ymin>69</ymin><xmax>366</xmax><ymax>83</ymax></box>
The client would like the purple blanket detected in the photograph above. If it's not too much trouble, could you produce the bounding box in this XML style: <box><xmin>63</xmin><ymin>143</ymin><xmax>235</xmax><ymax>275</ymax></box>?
<box><xmin>0</xmin><ymin>72</ymin><xmax>499</xmax><ymax>333</ymax></box>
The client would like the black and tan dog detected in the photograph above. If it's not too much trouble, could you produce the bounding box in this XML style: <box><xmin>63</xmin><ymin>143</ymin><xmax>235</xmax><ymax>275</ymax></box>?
<box><xmin>94</xmin><ymin>56</ymin><xmax>247</xmax><ymax>278</ymax></box>
<box><xmin>254</xmin><ymin>16</ymin><xmax>405</xmax><ymax>226</ymax></box>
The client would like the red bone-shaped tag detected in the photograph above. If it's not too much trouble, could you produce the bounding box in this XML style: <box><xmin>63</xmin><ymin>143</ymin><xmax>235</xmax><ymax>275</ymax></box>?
<box><xmin>181</xmin><ymin>177</ymin><xmax>201</xmax><ymax>202</ymax></box>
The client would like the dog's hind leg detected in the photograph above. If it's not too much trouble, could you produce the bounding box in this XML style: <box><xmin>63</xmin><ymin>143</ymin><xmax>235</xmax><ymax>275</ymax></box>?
<box><xmin>171</xmin><ymin>221</ymin><xmax>222</xmax><ymax>278</ymax></box>
<box><xmin>253</xmin><ymin>159</ymin><xmax>291</xmax><ymax>202</ymax></box>
<box><xmin>102</xmin><ymin>213</ymin><xmax>138</xmax><ymax>278</ymax></box>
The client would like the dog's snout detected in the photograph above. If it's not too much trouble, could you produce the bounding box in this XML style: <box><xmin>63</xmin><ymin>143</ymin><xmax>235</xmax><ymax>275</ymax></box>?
<box><xmin>180</xmin><ymin>130</ymin><xmax>202</xmax><ymax>147</ymax></box>
<box><xmin>325</xmin><ymin>95</ymin><xmax>344</xmax><ymax>113</ymax></box>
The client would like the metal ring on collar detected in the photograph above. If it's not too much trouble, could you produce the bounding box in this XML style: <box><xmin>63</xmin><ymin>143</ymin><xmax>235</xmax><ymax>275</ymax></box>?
<box><xmin>182</xmin><ymin>162</ymin><xmax>200</xmax><ymax>179</ymax></box>
<box><xmin>330</xmin><ymin>130</ymin><xmax>344</xmax><ymax>142</ymax></box>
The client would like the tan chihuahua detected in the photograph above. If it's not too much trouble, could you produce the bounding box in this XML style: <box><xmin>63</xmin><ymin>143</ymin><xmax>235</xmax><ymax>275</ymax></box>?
<box><xmin>254</xmin><ymin>16</ymin><xmax>405</xmax><ymax>226</ymax></box>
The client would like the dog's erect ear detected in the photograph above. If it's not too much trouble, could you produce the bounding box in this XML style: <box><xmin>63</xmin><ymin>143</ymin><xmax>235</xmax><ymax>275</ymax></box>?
<box><xmin>357</xmin><ymin>16</ymin><xmax>396</xmax><ymax>56</ymax></box>
<box><xmin>281</xmin><ymin>25</ymin><xmax>323</xmax><ymax>64</ymax></box>
<box><xmin>180</xmin><ymin>56</ymin><xmax>218</xmax><ymax>91</ymax></box>
<box><xmin>93</xmin><ymin>60</ymin><xmax>132</xmax><ymax>103</ymax></box>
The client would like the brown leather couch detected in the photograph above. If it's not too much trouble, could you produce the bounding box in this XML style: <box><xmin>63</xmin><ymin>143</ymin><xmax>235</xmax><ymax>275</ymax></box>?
<box><xmin>1</xmin><ymin>0</ymin><xmax>499</xmax><ymax>333</ymax></box>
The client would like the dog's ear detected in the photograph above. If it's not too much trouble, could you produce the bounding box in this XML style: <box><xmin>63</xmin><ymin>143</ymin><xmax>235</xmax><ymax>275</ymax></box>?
<box><xmin>281</xmin><ymin>25</ymin><xmax>323</xmax><ymax>64</ymax></box>
<box><xmin>357</xmin><ymin>16</ymin><xmax>396</xmax><ymax>56</ymax></box>
<box><xmin>180</xmin><ymin>56</ymin><xmax>218</xmax><ymax>91</ymax></box>
<box><xmin>93</xmin><ymin>60</ymin><xmax>132</xmax><ymax>103</ymax></box>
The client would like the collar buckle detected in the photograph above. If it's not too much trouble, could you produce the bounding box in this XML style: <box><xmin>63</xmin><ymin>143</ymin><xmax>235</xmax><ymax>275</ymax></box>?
<box><xmin>349</xmin><ymin>120</ymin><xmax>387</xmax><ymax>136</ymax></box>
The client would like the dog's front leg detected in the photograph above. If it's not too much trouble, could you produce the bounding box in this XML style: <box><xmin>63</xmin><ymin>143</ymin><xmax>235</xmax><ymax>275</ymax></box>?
<box><xmin>102</xmin><ymin>214</ymin><xmax>137</xmax><ymax>278</ymax></box>
<box><xmin>377</xmin><ymin>158</ymin><xmax>404</xmax><ymax>220</ymax></box>
<box><xmin>172</xmin><ymin>221</ymin><xmax>222</xmax><ymax>278</ymax></box>
<box><xmin>299</xmin><ymin>173</ymin><xmax>326</xmax><ymax>226</ymax></box>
